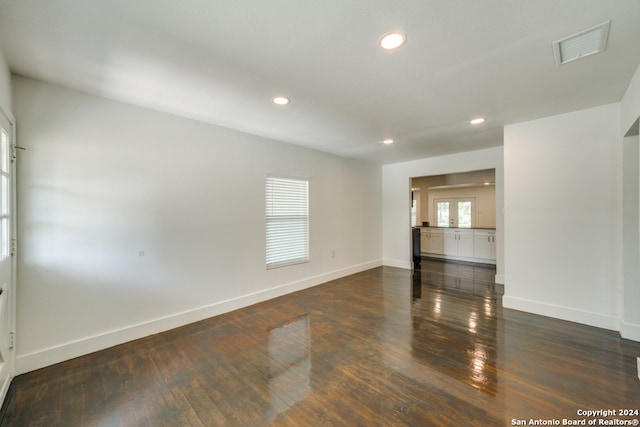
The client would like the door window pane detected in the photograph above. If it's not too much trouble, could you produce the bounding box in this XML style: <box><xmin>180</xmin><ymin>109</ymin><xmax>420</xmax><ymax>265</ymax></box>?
<box><xmin>0</xmin><ymin>219</ymin><xmax>7</xmax><ymax>259</ymax></box>
<box><xmin>0</xmin><ymin>129</ymin><xmax>7</xmax><ymax>174</ymax></box>
<box><xmin>0</xmin><ymin>176</ymin><xmax>7</xmax><ymax>216</ymax></box>
<box><xmin>457</xmin><ymin>201</ymin><xmax>472</xmax><ymax>228</ymax></box>
<box><xmin>436</xmin><ymin>202</ymin><xmax>450</xmax><ymax>227</ymax></box>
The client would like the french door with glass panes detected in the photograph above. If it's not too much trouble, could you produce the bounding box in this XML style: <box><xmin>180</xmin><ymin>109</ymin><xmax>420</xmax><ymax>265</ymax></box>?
<box><xmin>0</xmin><ymin>111</ymin><xmax>14</xmax><ymax>406</ymax></box>
<box><xmin>435</xmin><ymin>198</ymin><xmax>475</xmax><ymax>228</ymax></box>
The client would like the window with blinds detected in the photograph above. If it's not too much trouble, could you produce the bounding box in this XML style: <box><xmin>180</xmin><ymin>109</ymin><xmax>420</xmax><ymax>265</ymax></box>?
<box><xmin>265</xmin><ymin>176</ymin><xmax>309</xmax><ymax>269</ymax></box>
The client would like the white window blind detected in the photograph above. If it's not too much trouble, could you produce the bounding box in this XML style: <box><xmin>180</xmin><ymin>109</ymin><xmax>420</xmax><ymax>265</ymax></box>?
<box><xmin>265</xmin><ymin>176</ymin><xmax>309</xmax><ymax>269</ymax></box>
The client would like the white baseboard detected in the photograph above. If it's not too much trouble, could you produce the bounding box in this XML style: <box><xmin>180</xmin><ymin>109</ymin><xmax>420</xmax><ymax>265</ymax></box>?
<box><xmin>0</xmin><ymin>372</ymin><xmax>11</xmax><ymax>412</ymax></box>
<box><xmin>16</xmin><ymin>259</ymin><xmax>382</xmax><ymax>375</ymax></box>
<box><xmin>383</xmin><ymin>258</ymin><xmax>412</xmax><ymax>269</ymax></box>
<box><xmin>503</xmin><ymin>295</ymin><xmax>620</xmax><ymax>332</ymax></box>
<box><xmin>620</xmin><ymin>321</ymin><xmax>640</xmax><ymax>342</ymax></box>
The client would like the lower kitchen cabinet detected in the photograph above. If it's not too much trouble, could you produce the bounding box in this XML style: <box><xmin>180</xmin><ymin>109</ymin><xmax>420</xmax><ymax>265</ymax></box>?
<box><xmin>420</xmin><ymin>228</ymin><xmax>443</xmax><ymax>254</ymax></box>
<box><xmin>420</xmin><ymin>227</ymin><xmax>496</xmax><ymax>263</ymax></box>
<box><xmin>443</xmin><ymin>229</ymin><xmax>474</xmax><ymax>258</ymax></box>
<box><xmin>474</xmin><ymin>230</ymin><xmax>496</xmax><ymax>261</ymax></box>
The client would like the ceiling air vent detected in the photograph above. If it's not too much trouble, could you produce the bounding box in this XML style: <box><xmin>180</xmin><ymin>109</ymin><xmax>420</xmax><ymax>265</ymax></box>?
<box><xmin>552</xmin><ymin>20</ymin><xmax>611</xmax><ymax>66</ymax></box>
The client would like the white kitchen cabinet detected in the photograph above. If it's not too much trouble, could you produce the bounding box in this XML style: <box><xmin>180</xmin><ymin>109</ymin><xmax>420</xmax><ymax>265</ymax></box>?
<box><xmin>443</xmin><ymin>230</ymin><xmax>456</xmax><ymax>255</ymax></box>
<box><xmin>474</xmin><ymin>230</ymin><xmax>496</xmax><ymax>261</ymax></box>
<box><xmin>421</xmin><ymin>227</ymin><xmax>496</xmax><ymax>264</ymax></box>
<box><xmin>443</xmin><ymin>229</ymin><xmax>474</xmax><ymax>257</ymax></box>
<box><xmin>421</xmin><ymin>228</ymin><xmax>443</xmax><ymax>254</ymax></box>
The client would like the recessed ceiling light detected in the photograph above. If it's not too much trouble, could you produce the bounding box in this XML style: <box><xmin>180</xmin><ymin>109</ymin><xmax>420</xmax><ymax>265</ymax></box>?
<box><xmin>272</xmin><ymin>96</ymin><xmax>290</xmax><ymax>105</ymax></box>
<box><xmin>383</xmin><ymin>139</ymin><xmax>394</xmax><ymax>145</ymax></box>
<box><xmin>470</xmin><ymin>118</ymin><xmax>485</xmax><ymax>125</ymax></box>
<box><xmin>379</xmin><ymin>32</ymin><xmax>406</xmax><ymax>50</ymax></box>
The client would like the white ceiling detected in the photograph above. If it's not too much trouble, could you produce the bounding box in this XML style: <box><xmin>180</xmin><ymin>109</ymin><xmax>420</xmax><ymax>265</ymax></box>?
<box><xmin>1</xmin><ymin>1</ymin><xmax>639</xmax><ymax>164</ymax></box>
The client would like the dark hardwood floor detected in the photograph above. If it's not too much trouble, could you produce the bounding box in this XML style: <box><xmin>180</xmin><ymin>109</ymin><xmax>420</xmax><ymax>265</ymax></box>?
<box><xmin>2</xmin><ymin>259</ymin><xmax>639</xmax><ymax>426</ymax></box>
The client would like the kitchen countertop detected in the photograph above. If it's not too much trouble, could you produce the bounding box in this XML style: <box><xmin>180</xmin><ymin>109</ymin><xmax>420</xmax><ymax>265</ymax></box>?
<box><xmin>414</xmin><ymin>226</ymin><xmax>496</xmax><ymax>230</ymax></box>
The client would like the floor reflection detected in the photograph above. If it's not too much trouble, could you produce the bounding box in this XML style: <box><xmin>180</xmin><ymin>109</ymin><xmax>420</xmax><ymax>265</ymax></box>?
<box><xmin>410</xmin><ymin>258</ymin><xmax>502</xmax><ymax>395</ymax></box>
<box><xmin>266</xmin><ymin>315</ymin><xmax>311</xmax><ymax>420</ymax></box>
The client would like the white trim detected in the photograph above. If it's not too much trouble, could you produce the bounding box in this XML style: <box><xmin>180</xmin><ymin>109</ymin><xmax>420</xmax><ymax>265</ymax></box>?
<box><xmin>16</xmin><ymin>259</ymin><xmax>382</xmax><ymax>375</ymax></box>
<box><xmin>503</xmin><ymin>295</ymin><xmax>620</xmax><ymax>332</ymax></box>
<box><xmin>0</xmin><ymin>111</ymin><xmax>14</xmax><ymax>412</ymax></box>
<box><xmin>0</xmin><ymin>371</ymin><xmax>11</xmax><ymax>412</ymax></box>
<box><xmin>620</xmin><ymin>320</ymin><xmax>640</xmax><ymax>342</ymax></box>
<box><xmin>383</xmin><ymin>258</ymin><xmax>412</xmax><ymax>269</ymax></box>
<box><xmin>494</xmin><ymin>274</ymin><xmax>505</xmax><ymax>284</ymax></box>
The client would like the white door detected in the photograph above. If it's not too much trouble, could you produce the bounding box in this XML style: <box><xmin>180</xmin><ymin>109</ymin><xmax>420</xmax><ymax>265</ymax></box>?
<box><xmin>0</xmin><ymin>111</ymin><xmax>15</xmax><ymax>404</ymax></box>
<box><xmin>434</xmin><ymin>198</ymin><xmax>476</xmax><ymax>228</ymax></box>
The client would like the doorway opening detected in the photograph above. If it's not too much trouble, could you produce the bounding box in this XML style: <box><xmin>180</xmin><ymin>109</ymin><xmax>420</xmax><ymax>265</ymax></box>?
<box><xmin>410</xmin><ymin>169</ymin><xmax>496</xmax><ymax>267</ymax></box>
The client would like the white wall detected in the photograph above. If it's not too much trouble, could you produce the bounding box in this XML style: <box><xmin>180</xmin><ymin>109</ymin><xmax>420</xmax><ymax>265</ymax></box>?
<box><xmin>503</xmin><ymin>103</ymin><xmax>622</xmax><ymax>332</ymax></box>
<box><xmin>13</xmin><ymin>76</ymin><xmax>382</xmax><ymax>373</ymax></box>
<box><xmin>381</xmin><ymin>146</ymin><xmax>504</xmax><ymax>281</ymax></box>
<box><xmin>622</xmin><ymin>64</ymin><xmax>640</xmax><ymax>136</ymax></box>
<box><xmin>620</xmin><ymin>64</ymin><xmax>640</xmax><ymax>341</ymax></box>
<box><xmin>622</xmin><ymin>135</ymin><xmax>639</xmax><ymax>340</ymax></box>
